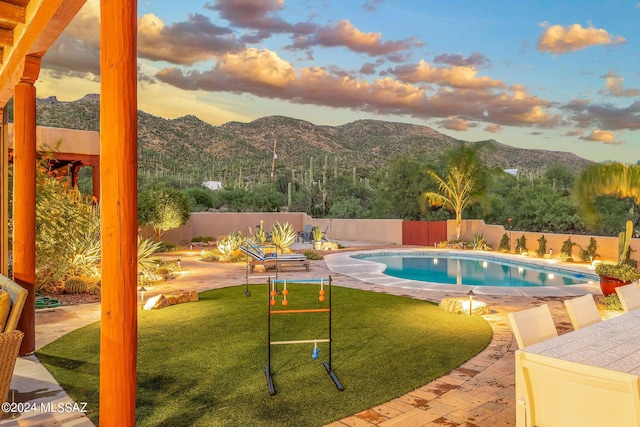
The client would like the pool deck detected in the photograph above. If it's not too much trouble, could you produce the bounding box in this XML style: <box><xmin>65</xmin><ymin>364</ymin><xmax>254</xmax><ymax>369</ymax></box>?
<box><xmin>2</xmin><ymin>246</ymin><xmax>613</xmax><ymax>426</ymax></box>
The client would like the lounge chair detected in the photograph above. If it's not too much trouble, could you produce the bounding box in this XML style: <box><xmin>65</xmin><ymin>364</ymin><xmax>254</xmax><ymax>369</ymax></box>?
<box><xmin>240</xmin><ymin>241</ymin><xmax>309</xmax><ymax>272</ymax></box>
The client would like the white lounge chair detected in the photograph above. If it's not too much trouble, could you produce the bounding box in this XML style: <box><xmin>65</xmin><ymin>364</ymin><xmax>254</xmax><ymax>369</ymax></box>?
<box><xmin>564</xmin><ymin>294</ymin><xmax>601</xmax><ymax>330</ymax></box>
<box><xmin>508</xmin><ymin>304</ymin><xmax>557</xmax><ymax>349</ymax></box>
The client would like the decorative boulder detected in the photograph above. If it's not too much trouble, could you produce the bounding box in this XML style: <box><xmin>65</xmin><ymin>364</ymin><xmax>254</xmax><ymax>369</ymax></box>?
<box><xmin>166</xmin><ymin>290</ymin><xmax>199</xmax><ymax>305</ymax></box>
<box><xmin>143</xmin><ymin>294</ymin><xmax>170</xmax><ymax>310</ymax></box>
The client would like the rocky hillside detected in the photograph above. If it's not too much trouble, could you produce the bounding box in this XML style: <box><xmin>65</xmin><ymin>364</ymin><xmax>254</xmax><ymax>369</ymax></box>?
<box><xmin>33</xmin><ymin>94</ymin><xmax>593</xmax><ymax>182</ymax></box>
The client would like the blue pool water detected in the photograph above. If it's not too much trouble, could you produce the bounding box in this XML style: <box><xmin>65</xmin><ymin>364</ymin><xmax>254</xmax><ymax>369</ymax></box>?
<box><xmin>354</xmin><ymin>253</ymin><xmax>597</xmax><ymax>287</ymax></box>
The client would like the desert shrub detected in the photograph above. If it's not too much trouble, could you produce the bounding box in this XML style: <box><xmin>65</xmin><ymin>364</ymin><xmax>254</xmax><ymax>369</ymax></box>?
<box><xmin>156</xmin><ymin>241</ymin><xmax>179</xmax><ymax>252</ymax></box>
<box><xmin>579</xmin><ymin>237</ymin><xmax>599</xmax><ymax>263</ymax></box>
<box><xmin>302</xmin><ymin>250</ymin><xmax>323</xmax><ymax>260</ymax></box>
<box><xmin>499</xmin><ymin>233</ymin><xmax>510</xmax><ymax>252</ymax></box>
<box><xmin>560</xmin><ymin>238</ymin><xmax>576</xmax><ymax>261</ymax></box>
<box><xmin>191</xmin><ymin>236</ymin><xmax>215</xmax><ymax>243</ymax></box>
<box><xmin>515</xmin><ymin>235</ymin><xmax>528</xmax><ymax>253</ymax></box>
<box><xmin>536</xmin><ymin>235</ymin><xmax>547</xmax><ymax>257</ymax></box>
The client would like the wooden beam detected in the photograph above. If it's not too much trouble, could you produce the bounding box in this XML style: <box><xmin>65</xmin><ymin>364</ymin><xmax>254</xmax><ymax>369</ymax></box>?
<box><xmin>0</xmin><ymin>0</ymin><xmax>86</xmax><ymax>105</ymax></box>
<box><xmin>0</xmin><ymin>28</ymin><xmax>13</xmax><ymax>46</ymax></box>
<box><xmin>0</xmin><ymin>2</ymin><xmax>27</xmax><ymax>25</ymax></box>
<box><xmin>99</xmin><ymin>0</ymin><xmax>138</xmax><ymax>425</ymax></box>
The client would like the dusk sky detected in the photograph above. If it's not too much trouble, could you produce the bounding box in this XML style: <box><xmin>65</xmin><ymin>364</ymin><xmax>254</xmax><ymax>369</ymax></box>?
<box><xmin>37</xmin><ymin>0</ymin><xmax>640</xmax><ymax>164</ymax></box>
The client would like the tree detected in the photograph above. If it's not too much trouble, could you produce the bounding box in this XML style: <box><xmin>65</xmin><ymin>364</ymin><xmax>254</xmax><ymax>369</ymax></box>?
<box><xmin>575</xmin><ymin>162</ymin><xmax>640</xmax><ymax>232</ymax></box>
<box><xmin>422</xmin><ymin>143</ymin><xmax>489</xmax><ymax>240</ymax></box>
<box><xmin>138</xmin><ymin>186</ymin><xmax>191</xmax><ymax>241</ymax></box>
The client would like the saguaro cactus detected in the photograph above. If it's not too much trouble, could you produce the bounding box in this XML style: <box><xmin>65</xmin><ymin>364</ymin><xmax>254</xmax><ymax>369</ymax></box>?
<box><xmin>618</xmin><ymin>220</ymin><xmax>633</xmax><ymax>264</ymax></box>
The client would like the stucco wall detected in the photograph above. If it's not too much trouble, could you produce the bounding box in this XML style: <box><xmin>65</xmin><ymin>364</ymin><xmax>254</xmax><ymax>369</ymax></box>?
<box><xmin>159</xmin><ymin>214</ymin><xmax>636</xmax><ymax>263</ymax></box>
<box><xmin>450</xmin><ymin>219</ymin><xmax>640</xmax><ymax>264</ymax></box>
<box><xmin>160</xmin><ymin>212</ymin><xmax>404</xmax><ymax>245</ymax></box>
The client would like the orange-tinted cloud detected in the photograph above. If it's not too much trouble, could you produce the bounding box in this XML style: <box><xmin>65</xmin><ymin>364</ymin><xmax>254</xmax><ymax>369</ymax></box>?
<box><xmin>437</xmin><ymin>117</ymin><xmax>475</xmax><ymax>131</ymax></box>
<box><xmin>537</xmin><ymin>23</ymin><xmax>625</xmax><ymax>54</ymax></box>
<box><xmin>485</xmin><ymin>123</ymin><xmax>502</xmax><ymax>133</ymax></box>
<box><xmin>288</xmin><ymin>19</ymin><xmax>420</xmax><ymax>60</ymax></box>
<box><xmin>579</xmin><ymin>129</ymin><xmax>621</xmax><ymax>144</ymax></box>
<box><xmin>156</xmin><ymin>48</ymin><xmax>562</xmax><ymax>129</ymax></box>
<box><xmin>602</xmin><ymin>71</ymin><xmax>640</xmax><ymax>97</ymax></box>
<box><xmin>391</xmin><ymin>60</ymin><xmax>504</xmax><ymax>90</ymax></box>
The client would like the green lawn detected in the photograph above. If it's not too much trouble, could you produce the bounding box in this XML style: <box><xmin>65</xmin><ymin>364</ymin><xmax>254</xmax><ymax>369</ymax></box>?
<box><xmin>37</xmin><ymin>284</ymin><xmax>492</xmax><ymax>426</ymax></box>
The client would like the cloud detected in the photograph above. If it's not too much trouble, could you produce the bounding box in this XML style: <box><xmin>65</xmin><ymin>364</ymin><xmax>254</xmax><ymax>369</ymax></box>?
<box><xmin>564</xmin><ymin>99</ymin><xmax>640</xmax><ymax>130</ymax></box>
<box><xmin>157</xmin><ymin>47</ymin><xmax>561</xmax><ymax>129</ymax></box>
<box><xmin>579</xmin><ymin>129</ymin><xmax>622</xmax><ymax>144</ymax></box>
<box><xmin>565</xmin><ymin>130</ymin><xmax>583</xmax><ymax>137</ymax></box>
<box><xmin>287</xmin><ymin>19</ymin><xmax>420</xmax><ymax>60</ymax></box>
<box><xmin>437</xmin><ymin>117</ymin><xmax>476</xmax><ymax>131</ymax></box>
<box><xmin>362</xmin><ymin>0</ymin><xmax>385</xmax><ymax>12</ymax></box>
<box><xmin>390</xmin><ymin>60</ymin><xmax>504</xmax><ymax>90</ymax></box>
<box><xmin>205</xmin><ymin>0</ymin><xmax>315</xmax><ymax>39</ymax></box>
<box><xmin>360</xmin><ymin>63</ymin><xmax>378</xmax><ymax>74</ymax></box>
<box><xmin>601</xmin><ymin>71</ymin><xmax>640</xmax><ymax>97</ymax></box>
<box><xmin>485</xmin><ymin>123</ymin><xmax>502</xmax><ymax>133</ymax></box>
<box><xmin>42</xmin><ymin>0</ymin><xmax>100</xmax><ymax>77</ymax></box>
<box><xmin>138</xmin><ymin>13</ymin><xmax>243</xmax><ymax>65</ymax></box>
<box><xmin>537</xmin><ymin>23</ymin><xmax>626</xmax><ymax>54</ymax></box>
<box><xmin>433</xmin><ymin>52</ymin><xmax>491</xmax><ymax>69</ymax></box>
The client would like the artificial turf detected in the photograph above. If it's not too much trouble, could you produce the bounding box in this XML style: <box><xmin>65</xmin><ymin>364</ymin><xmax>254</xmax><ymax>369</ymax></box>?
<box><xmin>37</xmin><ymin>283</ymin><xmax>493</xmax><ymax>426</ymax></box>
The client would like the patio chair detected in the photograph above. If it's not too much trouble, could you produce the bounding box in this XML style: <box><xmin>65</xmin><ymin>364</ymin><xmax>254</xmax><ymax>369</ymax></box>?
<box><xmin>0</xmin><ymin>275</ymin><xmax>27</xmax><ymax>413</ymax></box>
<box><xmin>564</xmin><ymin>294</ymin><xmax>601</xmax><ymax>330</ymax></box>
<box><xmin>240</xmin><ymin>241</ymin><xmax>309</xmax><ymax>272</ymax></box>
<box><xmin>298</xmin><ymin>225</ymin><xmax>314</xmax><ymax>243</ymax></box>
<box><xmin>615</xmin><ymin>283</ymin><xmax>640</xmax><ymax>313</ymax></box>
<box><xmin>507</xmin><ymin>304</ymin><xmax>557</xmax><ymax>349</ymax></box>
<box><xmin>517</xmin><ymin>351</ymin><xmax>640</xmax><ymax>427</ymax></box>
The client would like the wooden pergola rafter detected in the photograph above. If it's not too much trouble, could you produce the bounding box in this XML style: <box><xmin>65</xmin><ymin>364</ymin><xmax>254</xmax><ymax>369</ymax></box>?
<box><xmin>0</xmin><ymin>0</ymin><xmax>139</xmax><ymax>425</ymax></box>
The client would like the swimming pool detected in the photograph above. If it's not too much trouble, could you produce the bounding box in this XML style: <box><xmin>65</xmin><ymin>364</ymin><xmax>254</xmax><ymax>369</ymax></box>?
<box><xmin>353</xmin><ymin>252</ymin><xmax>598</xmax><ymax>287</ymax></box>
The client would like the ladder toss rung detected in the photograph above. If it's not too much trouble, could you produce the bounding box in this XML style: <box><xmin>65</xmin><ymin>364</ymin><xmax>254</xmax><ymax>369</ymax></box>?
<box><xmin>270</xmin><ymin>339</ymin><xmax>330</xmax><ymax>345</ymax></box>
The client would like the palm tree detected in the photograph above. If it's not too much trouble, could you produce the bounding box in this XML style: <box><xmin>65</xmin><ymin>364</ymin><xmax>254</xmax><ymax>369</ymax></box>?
<box><xmin>422</xmin><ymin>143</ymin><xmax>489</xmax><ymax>240</ymax></box>
<box><xmin>575</xmin><ymin>162</ymin><xmax>640</xmax><ymax>229</ymax></box>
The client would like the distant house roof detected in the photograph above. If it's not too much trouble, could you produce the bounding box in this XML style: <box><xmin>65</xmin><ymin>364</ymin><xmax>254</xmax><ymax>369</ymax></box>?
<box><xmin>504</xmin><ymin>168</ymin><xmax>518</xmax><ymax>176</ymax></box>
<box><xmin>203</xmin><ymin>181</ymin><xmax>223</xmax><ymax>190</ymax></box>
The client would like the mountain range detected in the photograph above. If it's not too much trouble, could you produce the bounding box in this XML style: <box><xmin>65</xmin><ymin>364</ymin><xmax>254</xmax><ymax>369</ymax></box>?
<box><xmin>34</xmin><ymin>94</ymin><xmax>593</xmax><ymax>182</ymax></box>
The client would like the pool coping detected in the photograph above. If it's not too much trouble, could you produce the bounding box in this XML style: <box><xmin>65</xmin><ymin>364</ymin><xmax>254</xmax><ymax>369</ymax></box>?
<box><xmin>323</xmin><ymin>248</ymin><xmax>603</xmax><ymax>297</ymax></box>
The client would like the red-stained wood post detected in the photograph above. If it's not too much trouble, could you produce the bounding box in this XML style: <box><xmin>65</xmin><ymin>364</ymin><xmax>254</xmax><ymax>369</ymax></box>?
<box><xmin>14</xmin><ymin>55</ymin><xmax>41</xmax><ymax>355</ymax></box>
<box><xmin>99</xmin><ymin>0</ymin><xmax>138</xmax><ymax>425</ymax></box>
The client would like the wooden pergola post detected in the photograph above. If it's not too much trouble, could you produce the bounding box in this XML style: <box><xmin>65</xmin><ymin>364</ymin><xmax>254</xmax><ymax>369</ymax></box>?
<box><xmin>14</xmin><ymin>55</ymin><xmax>41</xmax><ymax>355</ymax></box>
<box><xmin>99</xmin><ymin>0</ymin><xmax>138</xmax><ymax>425</ymax></box>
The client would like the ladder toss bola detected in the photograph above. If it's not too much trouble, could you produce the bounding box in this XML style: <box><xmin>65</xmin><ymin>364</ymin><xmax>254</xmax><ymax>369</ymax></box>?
<box><xmin>265</xmin><ymin>276</ymin><xmax>343</xmax><ymax>395</ymax></box>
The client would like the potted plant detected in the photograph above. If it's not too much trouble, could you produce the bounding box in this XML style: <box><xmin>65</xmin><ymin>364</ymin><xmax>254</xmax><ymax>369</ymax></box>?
<box><xmin>596</xmin><ymin>221</ymin><xmax>639</xmax><ymax>295</ymax></box>
<box><xmin>595</xmin><ymin>263</ymin><xmax>640</xmax><ymax>296</ymax></box>
<box><xmin>311</xmin><ymin>226</ymin><xmax>324</xmax><ymax>250</ymax></box>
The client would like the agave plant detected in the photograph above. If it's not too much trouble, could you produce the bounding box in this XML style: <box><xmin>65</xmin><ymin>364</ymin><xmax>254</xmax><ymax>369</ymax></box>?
<box><xmin>216</xmin><ymin>231</ymin><xmax>245</xmax><ymax>256</ymax></box>
<box><xmin>137</xmin><ymin>235</ymin><xmax>163</xmax><ymax>275</ymax></box>
<box><xmin>270</xmin><ymin>222</ymin><xmax>296</xmax><ymax>253</ymax></box>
